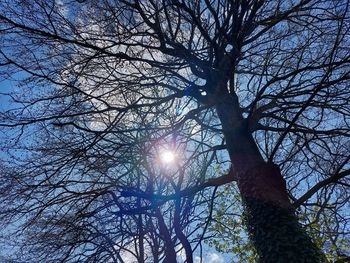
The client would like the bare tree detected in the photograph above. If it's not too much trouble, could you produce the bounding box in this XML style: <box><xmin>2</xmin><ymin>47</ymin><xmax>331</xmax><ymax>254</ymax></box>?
<box><xmin>1</xmin><ymin>0</ymin><xmax>350</xmax><ymax>262</ymax></box>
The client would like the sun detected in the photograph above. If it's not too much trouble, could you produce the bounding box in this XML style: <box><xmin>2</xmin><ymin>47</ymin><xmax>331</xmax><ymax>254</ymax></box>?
<box><xmin>160</xmin><ymin>150</ymin><xmax>176</xmax><ymax>164</ymax></box>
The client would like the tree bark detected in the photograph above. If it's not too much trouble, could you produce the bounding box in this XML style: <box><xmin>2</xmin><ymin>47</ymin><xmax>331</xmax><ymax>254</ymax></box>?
<box><xmin>155</xmin><ymin>209</ymin><xmax>177</xmax><ymax>263</ymax></box>
<box><xmin>174</xmin><ymin>198</ymin><xmax>193</xmax><ymax>263</ymax></box>
<box><xmin>216</xmin><ymin>95</ymin><xmax>324</xmax><ymax>262</ymax></box>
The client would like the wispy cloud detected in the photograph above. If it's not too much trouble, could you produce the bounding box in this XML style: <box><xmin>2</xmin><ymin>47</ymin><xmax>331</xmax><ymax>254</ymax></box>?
<box><xmin>207</xmin><ymin>252</ymin><xmax>225</xmax><ymax>263</ymax></box>
<box><xmin>193</xmin><ymin>252</ymin><xmax>225</xmax><ymax>263</ymax></box>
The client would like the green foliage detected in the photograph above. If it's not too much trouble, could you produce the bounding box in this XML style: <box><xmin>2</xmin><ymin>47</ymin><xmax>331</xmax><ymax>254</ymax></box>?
<box><xmin>206</xmin><ymin>183</ymin><xmax>257</xmax><ymax>263</ymax></box>
<box><xmin>208</xmin><ymin>185</ymin><xmax>350</xmax><ymax>262</ymax></box>
<box><xmin>299</xmin><ymin>206</ymin><xmax>350</xmax><ymax>262</ymax></box>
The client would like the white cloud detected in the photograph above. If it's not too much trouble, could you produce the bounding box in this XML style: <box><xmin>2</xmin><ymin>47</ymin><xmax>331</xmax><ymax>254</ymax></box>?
<box><xmin>190</xmin><ymin>252</ymin><xmax>225</xmax><ymax>263</ymax></box>
<box><xmin>177</xmin><ymin>248</ymin><xmax>187</xmax><ymax>261</ymax></box>
<box><xmin>194</xmin><ymin>256</ymin><xmax>201</xmax><ymax>263</ymax></box>
<box><xmin>207</xmin><ymin>252</ymin><xmax>225</xmax><ymax>263</ymax></box>
<box><xmin>119</xmin><ymin>250</ymin><xmax>136</xmax><ymax>263</ymax></box>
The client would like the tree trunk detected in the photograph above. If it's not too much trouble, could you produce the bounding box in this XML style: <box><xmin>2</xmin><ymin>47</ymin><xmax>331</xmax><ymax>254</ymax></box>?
<box><xmin>216</xmin><ymin>96</ymin><xmax>324</xmax><ymax>262</ymax></box>
<box><xmin>155</xmin><ymin>209</ymin><xmax>177</xmax><ymax>263</ymax></box>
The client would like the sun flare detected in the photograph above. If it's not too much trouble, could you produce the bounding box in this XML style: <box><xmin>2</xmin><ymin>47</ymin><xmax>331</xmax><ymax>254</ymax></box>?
<box><xmin>160</xmin><ymin>150</ymin><xmax>176</xmax><ymax>164</ymax></box>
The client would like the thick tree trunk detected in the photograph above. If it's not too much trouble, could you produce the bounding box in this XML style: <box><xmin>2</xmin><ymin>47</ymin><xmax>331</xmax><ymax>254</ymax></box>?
<box><xmin>216</xmin><ymin>96</ymin><xmax>323</xmax><ymax>262</ymax></box>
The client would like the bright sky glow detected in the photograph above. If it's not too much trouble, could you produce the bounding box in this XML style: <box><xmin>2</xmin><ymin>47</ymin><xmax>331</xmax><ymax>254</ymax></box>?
<box><xmin>160</xmin><ymin>150</ymin><xmax>176</xmax><ymax>164</ymax></box>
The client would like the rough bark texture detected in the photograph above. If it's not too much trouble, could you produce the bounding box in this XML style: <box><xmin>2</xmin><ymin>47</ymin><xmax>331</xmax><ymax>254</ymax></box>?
<box><xmin>216</xmin><ymin>95</ymin><xmax>324</xmax><ymax>262</ymax></box>
<box><xmin>244</xmin><ymin>196</ymin><xmax>323</xmax><ymax>263</ymax></box>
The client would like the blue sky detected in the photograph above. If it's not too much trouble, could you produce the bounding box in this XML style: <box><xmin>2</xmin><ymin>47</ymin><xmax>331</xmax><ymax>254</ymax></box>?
<box><xmin>0</xmin><ymin>73</ymin><xmax>234</xmax><ymax>262</ymax></box>
<box><xmin>0</xmin><ymin>79</ymin><xmax>13</xmax><ymax>111</ymax></box>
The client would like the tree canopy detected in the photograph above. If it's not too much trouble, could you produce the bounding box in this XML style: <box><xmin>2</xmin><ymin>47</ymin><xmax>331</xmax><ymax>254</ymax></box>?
<box><xmin>0</xmin><ymin>0</ymin><xmax>350</xmax><ymax>262</ymax></box>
